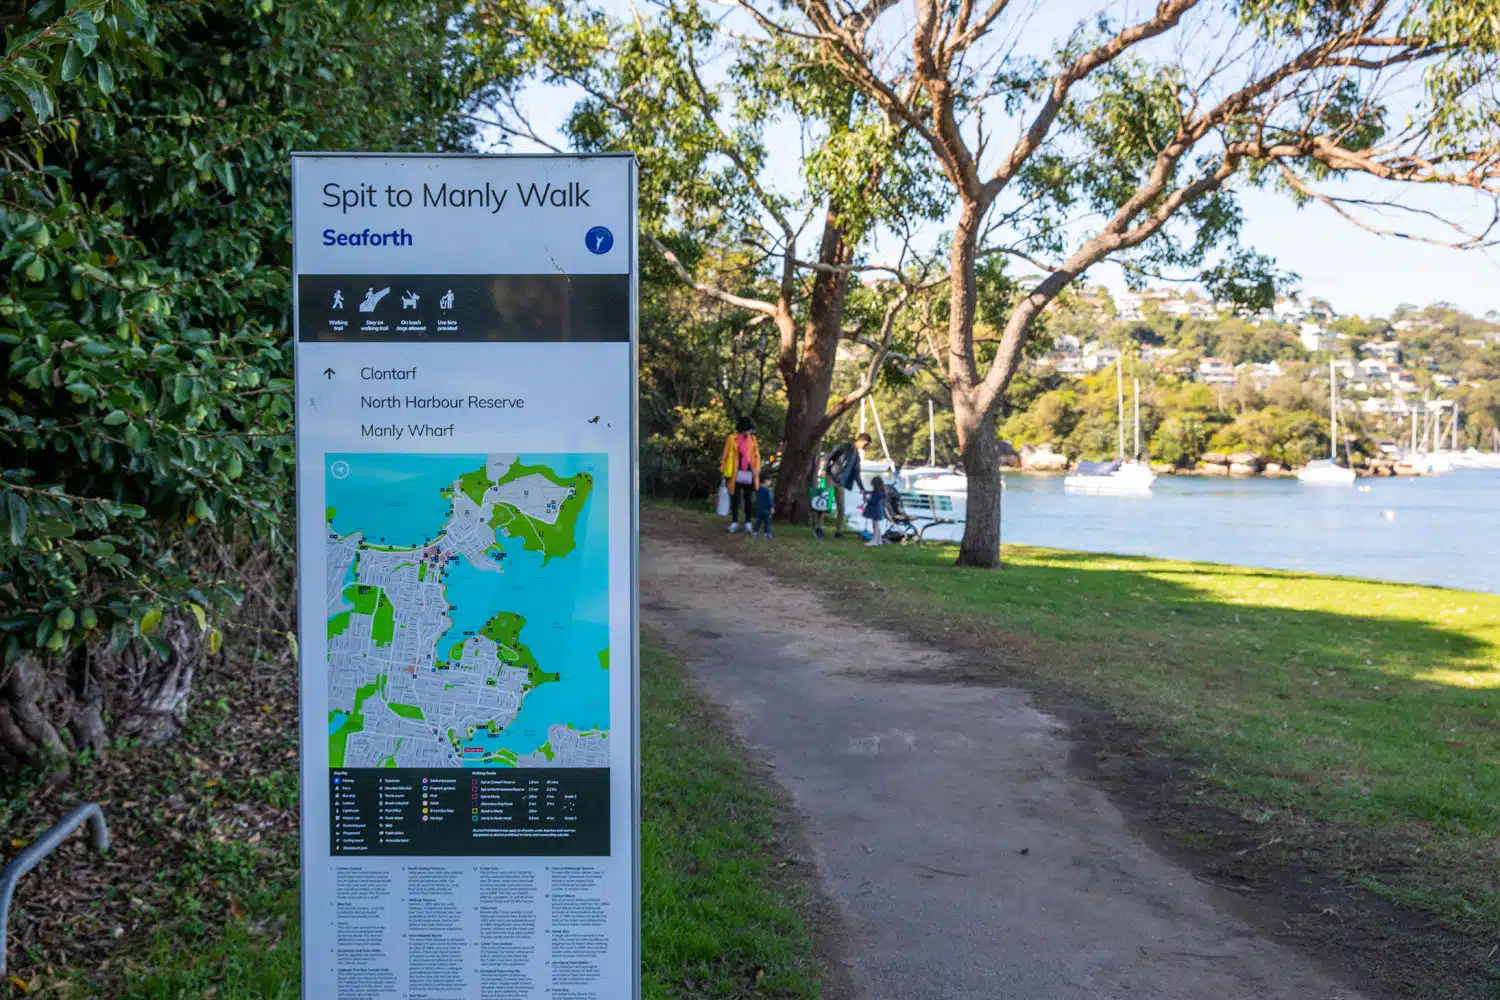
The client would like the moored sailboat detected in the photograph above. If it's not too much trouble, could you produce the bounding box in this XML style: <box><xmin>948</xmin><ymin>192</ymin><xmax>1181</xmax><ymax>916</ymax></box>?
<box><xmin>1064</xmin><ymin>360</ymin><xmax>1156</xmax><ymax>496</ymax></box>
<box><xmin>1298</xmin><ymin>359</ymin><xmax>1356</xmax><ymax>485</ymax></box>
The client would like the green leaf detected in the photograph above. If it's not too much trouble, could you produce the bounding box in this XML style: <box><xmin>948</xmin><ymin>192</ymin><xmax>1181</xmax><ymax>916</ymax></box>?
<box><xmin>286</xmin><ymin>632</ymin><xmax>299</xmax><ymax>661</ymax></box>
<box><xmin>5</xmin><ymin>492</ymin><xmax>27</xmax><ymax>545</ymax></box>
<box><xmin>56</xmin><ymin>607</ymin><xmax>75</xmax><ymax>632</ymax></box>
<box><xmin>72</xmin><ymin>14</ymin><xmax>98</xmax><ymax>57</ymax></box>
<box><xmin>95</xmin><ymin>60</ymin><xmax>114</xmax><ymax>95</ymax></box>
<box><xmin>24</xmin><ymin>257</ymin><xmax>45</xmax><ymax>282</ymax></box>
<box><xmin>4</xmin><ymin>67</ymin><xmax>54</xmax><ymax>121</ymax></box>
<box><xmin>39</xmin><ymin>518</ymin><xmax>74</xmax><ymax>538</ymax></box>
<box><xmin>188</xmin><ymin>601</ymin><xmax>207</xmax><ymax>632</ymax></box>
<box><xmin>206</xmin><ymin>627</ymin><xmax>223</xmax><ymax>656</ymax></box>
<box><xmin>140</xmin><ymin>608</ymin><xmax>162</xmax><ymax>635</ymax></box>
<box><xmin>84</xmin><ymin>539</ymin><xmax>115</xmax><ymax>558</ymax></box>
<box><xmin>102</xmin><ymin>409</ymin><xmax>129</xmax><ymax>426</ymax></box>
<box><xmin>60</xmin><ymin>43</ymin><xmax>84</xmax><ymax>83</ymax></box>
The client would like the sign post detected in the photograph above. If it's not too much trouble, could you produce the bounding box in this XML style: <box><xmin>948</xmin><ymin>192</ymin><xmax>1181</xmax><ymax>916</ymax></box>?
<box><xmin>291</xmin><ymin>153</ymin><xmax>638</xmax><ymax>1000</ymax></box>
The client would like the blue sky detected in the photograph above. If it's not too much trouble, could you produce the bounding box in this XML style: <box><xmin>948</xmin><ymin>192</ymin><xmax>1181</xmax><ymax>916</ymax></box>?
<box><xmin>490</xmin><ymin>1</ymin><xmax>1500</xmax><ymax>320</ymax></box>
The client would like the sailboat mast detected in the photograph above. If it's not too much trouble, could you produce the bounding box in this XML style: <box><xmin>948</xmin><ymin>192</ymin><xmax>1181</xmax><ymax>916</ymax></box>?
<box><xmin>1116</xmin><ymin>358</ymin><xmax>1125</xmax><ymax>462</ymax></box>
<box><xmin>1453</xmin><ymin>404</ymin><xmax>1459</xmax><ymax>450</ymax></box>
<box><xmin>868</xmin><ymin>396</ymin><xmax>891</xmax><ymax>464</ymax></box>
<box><xmin>1133</xmin><ymin>378</ymin><xmax>1142</xmax><ymax>461</ymax></box>
<box><xmin>928</xmin><ymin>398</ymin><xmax>936</xmax><ymax>467</ymax></box>
<box><xmin>1328</xmin><ymin>358</ymin><xmax>1337</xmax><ymax>461</ymax></box>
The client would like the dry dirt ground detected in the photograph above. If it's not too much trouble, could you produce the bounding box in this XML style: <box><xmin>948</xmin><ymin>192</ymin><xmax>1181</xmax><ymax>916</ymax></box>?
<box><xmin>642</xmin><ymin>522</ymin><xmax>1380</xmax><ymax>1000</ymax></box>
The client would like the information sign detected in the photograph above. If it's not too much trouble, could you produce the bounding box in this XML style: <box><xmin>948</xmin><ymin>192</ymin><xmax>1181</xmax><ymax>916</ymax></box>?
<box><xmin>291</xmin><ymin>153</ymin><xmax>638</xmax><ymax>1000</ymax></box>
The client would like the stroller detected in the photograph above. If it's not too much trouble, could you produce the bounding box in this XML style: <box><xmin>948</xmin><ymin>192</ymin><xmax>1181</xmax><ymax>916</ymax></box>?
<box><xmin>876</xmin><ymin>485</ymin><xmax>920</xmax><ymax>544</ymax></box>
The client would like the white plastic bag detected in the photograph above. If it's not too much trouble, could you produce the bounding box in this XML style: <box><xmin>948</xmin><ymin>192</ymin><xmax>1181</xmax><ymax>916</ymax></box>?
<box><xmin>715</xmin><ymin>484</ymin><xmax>731</xmax><ymax>517</ymax></box>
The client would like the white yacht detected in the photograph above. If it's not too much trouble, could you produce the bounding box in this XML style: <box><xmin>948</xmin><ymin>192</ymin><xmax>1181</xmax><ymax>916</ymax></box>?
<box><xmin>1298</xmin><ymin>359</ymin><xmax>1355</xmax><ymax>485</ymax></box>
<box><xmin>1297</xmin><ymin>458</ymin><xmax>1356</xmax><ymax>485</ymax></box>
<box><xmin>1064</xmin><ymin>459</ymin><xmax>1157</xmax><ymax>496</ymax></box>
<box><xmin>1064</xmin><ymin>363</ymin><xmax>1155</xmax><ymax>496</ymax></box>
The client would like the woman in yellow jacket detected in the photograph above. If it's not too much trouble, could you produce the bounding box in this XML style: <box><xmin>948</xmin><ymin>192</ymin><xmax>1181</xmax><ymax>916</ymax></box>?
<box><xmin>720</xmin><ymin>415</ymin><xmax>761</xmax><ymax>533</ymax></box>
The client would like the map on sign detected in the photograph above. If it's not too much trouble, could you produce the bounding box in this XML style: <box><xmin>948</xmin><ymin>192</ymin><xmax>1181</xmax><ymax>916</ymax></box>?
<box><xmin>325</xmin><ymin>453</ymin><xmax>609</xmax><ymax>770</ymax></box>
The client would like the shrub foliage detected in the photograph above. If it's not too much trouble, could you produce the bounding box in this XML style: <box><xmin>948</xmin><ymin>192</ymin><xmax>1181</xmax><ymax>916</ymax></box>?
<box><xmin>0</xmin><ymin>0</ymin><xmax>486</xmax><ymax>769</ymax></box>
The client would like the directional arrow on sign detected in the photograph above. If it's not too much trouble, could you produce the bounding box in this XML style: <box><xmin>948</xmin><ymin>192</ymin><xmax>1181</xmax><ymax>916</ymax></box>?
<box><xmin>323</xmin><ymin>368</ymin><xmax>335</xmax><ymax>379</ymax></box>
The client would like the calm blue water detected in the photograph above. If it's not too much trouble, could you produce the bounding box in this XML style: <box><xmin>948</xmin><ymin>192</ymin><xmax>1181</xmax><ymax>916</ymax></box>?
<box><xmin>327</xmin><ymin>453</ymin><xmax>610</xmax><ymax>761</ymax></box>
<box><xmin>903</xmin><ymin>469</ymin><xmax>1500</xmax><ymax>593</ymax></box>
<box><xmin>326</xmin><ymin>454</ymin><xmax>471</xmax><ymax>548</ymax></box>
<box><xmin>328</xmin><ymin>712</ymin><xmax>348</xmax><ymax>734</ymax></box>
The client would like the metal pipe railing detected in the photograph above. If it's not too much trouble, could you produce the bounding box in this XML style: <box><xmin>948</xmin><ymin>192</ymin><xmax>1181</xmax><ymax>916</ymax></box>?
<box><xmin>0</xmin><ymin>803</ymin><xmax>109</xmax><ymax>976</ymax></box>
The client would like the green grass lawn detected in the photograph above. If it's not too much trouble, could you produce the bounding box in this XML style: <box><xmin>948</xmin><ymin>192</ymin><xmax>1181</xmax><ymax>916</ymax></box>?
<box><xmin>653</xmin><ymin>506</ymin><xmax>1500</xmax><ymax>937</ymax></box>
<box><xmin>2</xmin><ymin>646</ymin><xmax>824</xmax><ymax>998</ymax></box>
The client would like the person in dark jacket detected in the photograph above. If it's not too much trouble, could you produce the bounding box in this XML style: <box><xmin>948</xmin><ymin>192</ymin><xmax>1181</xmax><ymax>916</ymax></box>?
<box><xmin>825</xmin><ymin>432</ymin><xmax>871</xmax><ymax>539</ymax></box>
<box><xmin>861</xmin><ymin>476</ymin><xmax>887</xmax><ymax>546</ymax></box>
<box><xmin>752</xmin><ymin>480</ymin><xmax>775</xmax><ymax>539</ymax></box>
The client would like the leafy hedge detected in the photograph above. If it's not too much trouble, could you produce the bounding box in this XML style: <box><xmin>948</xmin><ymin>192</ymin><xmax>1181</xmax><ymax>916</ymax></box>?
<box><xmin>0</xmin><ymin>0</ymin><xmax>489</xmax><ymax>765</ymax></box>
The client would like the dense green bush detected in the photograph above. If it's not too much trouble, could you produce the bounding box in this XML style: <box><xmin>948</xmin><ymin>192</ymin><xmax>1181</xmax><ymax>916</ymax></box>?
<box><xmin>0</xmin><ymin>0</ymin><xmax>485</xmax><ymax>768</ymax></box>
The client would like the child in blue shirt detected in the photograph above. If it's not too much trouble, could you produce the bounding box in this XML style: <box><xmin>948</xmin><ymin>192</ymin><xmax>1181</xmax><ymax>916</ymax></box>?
<box><xmin>752</xmin><ymin>481</ymin><xmax>775</xmax><ymax>539</ymax></box>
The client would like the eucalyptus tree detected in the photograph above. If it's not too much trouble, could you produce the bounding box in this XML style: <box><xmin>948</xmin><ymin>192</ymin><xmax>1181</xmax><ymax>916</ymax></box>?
<box><xmin>732</xmin><ymin>0</ymin><xmax>1500</xmax><ymax>566</ymax></box>
<box><xmin>490</xmin><ymin>0</ymin><xmax>943</xmax><ymax>519</ymax></box>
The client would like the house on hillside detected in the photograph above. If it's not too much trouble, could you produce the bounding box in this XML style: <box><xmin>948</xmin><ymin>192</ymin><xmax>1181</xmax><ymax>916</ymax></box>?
<box><xmin>1237</xmin><ymin>360</ymin><xmax>1285</xmax><ymax>387</ymax></box>
<box><xmin>1197</xmin><ymin>357</ymin><xmax>1236</xmax><ymax>384</ymax></box>
<box><xmin>1360</xmin><ymin>395</ymin><xmax>1415</xmax><ymax>416</ymax></box>
<box><xmin>1083</xmin><ymin>342</ymin><xmax>1122</xmax><ymax>371</ymax></box>
<box><xmin>1360</xmin><ymin>340</ymin><xmax>1402</xmax><ymax>362</ymax></box>
<box><xmin>1299</xmin><ymin>322</ymin><xmax>1335</xmax><ymax>353</ymax></box>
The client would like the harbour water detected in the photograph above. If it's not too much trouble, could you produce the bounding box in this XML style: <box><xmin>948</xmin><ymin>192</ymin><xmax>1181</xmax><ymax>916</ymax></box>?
<box><xmin>901</xmin><ymin>470</ymin><xmax>1500</xmax><ymax>593</ymax></box>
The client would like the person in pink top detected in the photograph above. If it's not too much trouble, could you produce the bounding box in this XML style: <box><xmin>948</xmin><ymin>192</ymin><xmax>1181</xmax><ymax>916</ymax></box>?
<box><xmin>718</xmin><ymin>416</ymin><xmax>762</xmax><ymax>533</ymax></box>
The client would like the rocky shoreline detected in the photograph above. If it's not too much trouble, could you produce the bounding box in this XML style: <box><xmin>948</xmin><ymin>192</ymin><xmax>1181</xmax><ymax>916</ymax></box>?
<box><xmin>1006</xmin><ymin>444</ymin><xmax>1423</xmax><ymax>478</ymax></box>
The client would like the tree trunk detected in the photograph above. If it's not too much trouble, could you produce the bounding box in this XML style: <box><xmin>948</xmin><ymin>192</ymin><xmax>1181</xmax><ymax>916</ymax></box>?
<box><xmin>946</xmin><ymin>199</ymin><xmax>1005</xmax><ymax>569</ymax></box>
<box><xmin>954</xmin><ymin>400</ymin><xmax>1004</xmax><ymax>568</ymax></box>
<box><xmin>773</xmin><ymin>203</ymin><xmax>852</xmax><ymax>523</ymax></box>
<box><xmin>107</xmin><ymin>614</ymin><xmax>203</xmax><ymax>745</ymax></box>
<box><xmin>773</xmin><ymin>413</ymin><xmax>824</xmax><ymax>525</ymax></box>
<box><xmin>0</xmin><ymin>611</ymin><xmax>207</xmax><ymax>776</ymax></box>
<box><xmin>0</xmin><ymin>655</ymin><xmax>69</xmax><ymax>770</ymax></box>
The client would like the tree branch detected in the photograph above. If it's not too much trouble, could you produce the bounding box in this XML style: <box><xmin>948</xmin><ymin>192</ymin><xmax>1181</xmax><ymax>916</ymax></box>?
<box><xmin>648</xmin><ymin>234</ymin><xmax>780</xmax><ymax>317</ymax></box>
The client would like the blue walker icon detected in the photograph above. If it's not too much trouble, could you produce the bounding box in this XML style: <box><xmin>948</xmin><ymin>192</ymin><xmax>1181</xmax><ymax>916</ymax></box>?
<box><xmin>585</xmin><ymin>226</ymin><xmax>614</xmax><ymax>255</ymax></box>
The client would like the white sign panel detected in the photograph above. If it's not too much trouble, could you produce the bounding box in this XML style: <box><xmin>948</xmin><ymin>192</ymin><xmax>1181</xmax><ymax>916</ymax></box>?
<box><xmin>291</xmin><ymin>153</ymin><xmax>638</xmax><ymax>1000</ymax></box>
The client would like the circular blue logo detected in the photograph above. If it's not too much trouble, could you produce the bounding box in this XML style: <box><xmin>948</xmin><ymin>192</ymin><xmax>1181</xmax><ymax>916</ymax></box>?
<box><xmin>585</xmin><ymin>226</ymin><xmax>614</xmax><ymax>255</ymax></box>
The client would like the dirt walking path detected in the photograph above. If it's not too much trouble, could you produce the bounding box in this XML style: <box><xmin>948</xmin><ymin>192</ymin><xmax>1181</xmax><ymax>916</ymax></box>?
<box><xmin>642</xmin><ymin>531</ymin><xmax>1368</xmax><ymax>1000</ymax></box>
